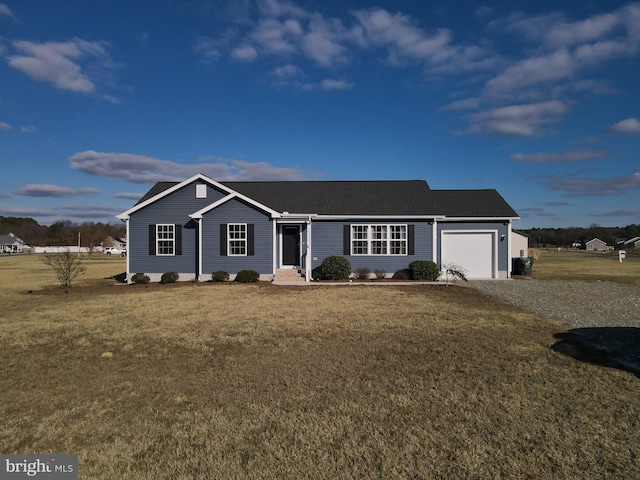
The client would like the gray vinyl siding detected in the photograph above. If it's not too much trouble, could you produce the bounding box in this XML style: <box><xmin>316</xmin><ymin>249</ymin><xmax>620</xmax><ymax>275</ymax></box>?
<box><xmin>201</xmin><ymin>198</ymin><xmax>273</xmax><ymax>275</ymax></box>
<box><xmin>128</xmin><ymin>182</ymin><xmax>226</xmax><ymax>275</ymax></box>
<box><xmin>437</xmin><ymin>221</ymin><xmax>510</xmax><ymax>273</ymax></box>
<box><xmin>310</xmin><ymin>220</ymin><xmax>433</xmax><ymax>277</ymax></box>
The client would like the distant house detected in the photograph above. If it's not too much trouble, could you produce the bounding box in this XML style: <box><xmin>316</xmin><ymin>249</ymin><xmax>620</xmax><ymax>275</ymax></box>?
<box><xmin>623</xmin><ymin>236</ymin><xmax>640</xmax><ymax>250</ymax></box>
<box><xmin>102</xmin><ymin>236</ymin><xmax>127</xmax><ymax>250</ymax></box>
<box><xmin>0</xmin><ymin>233</ymin><xmax>25</xmax><ymax>253</ymax></box>
<box><xmin>585</xmin><ymin>238</ymin><xmax>607</xmax><ymax>251</ymax></box>
<box><xmin>511</xmin><ymin>230</ymin><xmax>529</xmax><ymax>258</ymax></box>
<box><xmin>116</xmin><ymin>173</ymin><xmax>520</xmax><ymax>282</ymax></box>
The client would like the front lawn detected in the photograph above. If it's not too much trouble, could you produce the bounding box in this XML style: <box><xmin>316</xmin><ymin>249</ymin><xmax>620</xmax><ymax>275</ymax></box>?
<box><xmin>0</xmin><ymin>255</ymin><xmax>638</xmax><ymax>478</ymax></box>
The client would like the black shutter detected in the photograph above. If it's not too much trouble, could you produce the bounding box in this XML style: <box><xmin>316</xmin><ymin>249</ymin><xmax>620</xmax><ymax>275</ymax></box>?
<box><xmin>343</xmin><ymin>225</ymin><xmax>350</xmax><ymax>255</ymax></box>
<box><xmin>175</xmin><ymin>224</ymin><xmax>182</xmax><ymax>255</ymax></box>
<box><xmin>408</xmin><ymin>224</ymin><xmax>415</xmax><ymax>255</ymax></box>
<box><xmin>149</xmin><ymin>224</ymin><xmax>156</xmax><ymax>255</ymax></box>
<box><xmin>247</xmin><ymin>224</ymin><xmax>254</xmax><ymax>256</ymax></box>
<box><xmin>220</xmin><ymin>224</ymin><xmax>227</xmax><ymax>256</ymax></box>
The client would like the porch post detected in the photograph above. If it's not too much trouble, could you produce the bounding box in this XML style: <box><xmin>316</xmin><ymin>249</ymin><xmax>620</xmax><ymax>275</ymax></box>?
<box><xmin>432</xmin><ymin>218</ymin><xmax>438</xmax><ymax>264</ymax></box>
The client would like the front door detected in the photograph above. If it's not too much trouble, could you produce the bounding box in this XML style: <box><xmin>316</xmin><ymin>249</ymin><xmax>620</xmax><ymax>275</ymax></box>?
<box><xmin>282</xmin><ymin>226</ymin><xmax>300</xmax><ymax>267</ymax></box>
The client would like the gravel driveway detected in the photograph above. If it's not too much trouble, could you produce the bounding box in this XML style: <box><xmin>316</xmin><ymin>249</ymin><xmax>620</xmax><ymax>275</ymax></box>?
<box><xmin>470</xmin><ymin>279</ymin><xmax>640</xmax><ymax>375</ymax></box>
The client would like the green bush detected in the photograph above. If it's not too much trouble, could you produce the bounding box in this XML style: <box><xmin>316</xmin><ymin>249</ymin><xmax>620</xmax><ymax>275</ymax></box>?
<box><xmin>235</xmin><ymin>270</ymin><xmax>259</xmax><ymax>283</ymax></box>
<box><xmin>160</xmin><ymin>271</ymin><xmax>179</xmax><ymax>284</ymax></box>
<box><xmin>131</xmin><ymin>273</ymin><xmax>150</xmax><ymax>285</ymax></box>
<box><xmin>211</xmin><ymin>270</ymin><xmax>229</xmax><ymax>282</ymax></box>
<box><xmin>409</xmin><ymin>260</ymin><xmax>439</xmax><ymax>281</ymax></box>
<box><xmin>320</xmin><ymin>256</ymin><xmax>352</xmax><ymax>280</ymax></box>
<box><xmin>392</xmin><ymin>269</ymin><xmax>411</xmax><ymax>280</ymax></box>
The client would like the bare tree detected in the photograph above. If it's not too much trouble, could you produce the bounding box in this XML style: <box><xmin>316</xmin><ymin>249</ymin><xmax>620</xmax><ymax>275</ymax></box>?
<box><xmin>42</xmin><ymin>250</ymin><xmax>86</xmax><ymax>288</ymax></box>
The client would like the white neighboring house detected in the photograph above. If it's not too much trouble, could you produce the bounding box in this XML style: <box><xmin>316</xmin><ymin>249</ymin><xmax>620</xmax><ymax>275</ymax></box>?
<box><xmin>102</xmin><ymin>236</ymin><xmax>127</xmax><ymax>250</ymax></box>
<box><xmin>0</xmin><ymin>233</ymin><xmax>25</xmax><ymax>253</ymax></box>
<box><xmin>585</xmin><ymin>238</ymin><xmax>607</xmax><ymax>251</ymax></box>
<box><xmin>623</xmin><ymin>236</ymin><xmax>640</xmax><ymax>250</ymax></box>
<box><xmin>511</xmin><ymin>230</ymin><xmax>529</xmax><ymax>258</ymax></box>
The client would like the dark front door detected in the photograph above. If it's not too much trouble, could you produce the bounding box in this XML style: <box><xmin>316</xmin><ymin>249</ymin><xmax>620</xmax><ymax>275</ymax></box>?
<box><xmin>282</xmin><ymin>226</ymin><xmax>300</xmax><ymax>266</ymax></box>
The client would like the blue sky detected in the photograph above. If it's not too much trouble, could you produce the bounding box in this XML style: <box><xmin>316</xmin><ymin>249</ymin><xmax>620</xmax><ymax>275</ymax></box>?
<box><xmin>1</xmin><ymin>0</ymin><xmax>639</xmax><ymax>228</ymax></box>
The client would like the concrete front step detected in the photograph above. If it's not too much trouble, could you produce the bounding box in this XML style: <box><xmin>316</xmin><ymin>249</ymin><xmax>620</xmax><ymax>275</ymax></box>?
<box><xmin>273</xmin><ymin>269</ymin><xmax>305</xmax><ymax>283</ymax></box>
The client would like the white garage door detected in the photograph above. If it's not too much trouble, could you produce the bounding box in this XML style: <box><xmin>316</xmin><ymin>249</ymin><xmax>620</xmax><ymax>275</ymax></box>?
<box><xmin>441</xmin><ymin>232</ymin><xmax>495</xmax><ymax>279</ymax></box>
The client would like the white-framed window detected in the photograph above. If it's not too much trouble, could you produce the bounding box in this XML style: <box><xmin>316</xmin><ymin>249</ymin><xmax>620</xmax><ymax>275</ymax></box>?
<box><xmin>351</xmin><ymin>224</ymin><xmax>407</xmax><ymax>255</ymax></box>
<box><xmin>157</xmin><ymin>224</ymin><xmax>175</xmax><ymax>255</ymax></box>
<box><xmin>228</xmin><ymin>223</ymin><xmax>247</xmax><ymax>256</ymax></box>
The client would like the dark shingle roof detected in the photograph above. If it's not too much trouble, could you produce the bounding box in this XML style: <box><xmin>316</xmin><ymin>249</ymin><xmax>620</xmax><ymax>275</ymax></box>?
<box><xmin>428</xmin><ymin>190</ymin><xmax>519</xmax><ymax>218</ymax></box>
<box><xmin>225</xmin><ymin>180</ymin><xmax>433</xmax><ymax>215</ymax></box>
<box><xmin>134</xmin><ymin>178</ymin><xmax>518</xmax><ymax>218</ymax></box>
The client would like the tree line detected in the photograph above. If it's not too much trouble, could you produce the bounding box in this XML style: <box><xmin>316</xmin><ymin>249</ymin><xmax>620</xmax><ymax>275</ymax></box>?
<box><xmin>519</xmin><ymin>224</ymin><xmax>640</xmax><ymax>248</ymax></box>
<box><xmin>0</xmin><ymin>216</ymin><xmax>125</xmax><ymax>249</ymax></box>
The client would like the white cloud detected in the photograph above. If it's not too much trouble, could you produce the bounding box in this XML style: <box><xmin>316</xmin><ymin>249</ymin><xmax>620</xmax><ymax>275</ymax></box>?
<box><xmin>320</xmin><ymin>79</ymin><xmax>353</xmax><ymax>91</ymax></box>
<box><xmin>607</xmin><ymin>117</ymin><xmax>640</xmax><ymax>135</ymax></box>
<box><xmin>113</xmin><ymin>192</ymin><xmax>143</xmax><ymax>200</ymax></box>
<box><xmin>193</xmin><ymin>37</ymin><xmax>224</xmax><ymax>61</ymax></box>
<box><xmin>486</xmin><ymin>49</ymin><xmax>576</xmax><ymax>94</ymax></box>
<box><xmin>300</xmin><ymin>15</ymin><xmax>349</xmax><ymax>66</ymax></box>
<box><xmin>0</xmin><ymin>122</ymin><xmax>12</xmax><ymax>130</ymax></box>
<box><xmin>270</xmin><ymin>63</ymin><xmax>303</xmax><ymax>78</ymax></box>
<box><xmin>0</xmin><ymin>3</ymin><xmax>16</xmax><ymax>20</ymax></box>
<box><xmin>467</xmin><ymin>100</ymin><xmax>567</xmax><ymax>136</ymax></box>
<box><xmin>8</xmin><ymin>38</ymin><xmax>114</xmax><ymax>94</ymax></box>
<box><xmin>20</xmin><ymin>125</ymin><xmax>37</xmax><ymax>133</ymax></box>
<box><xmin>542</xmin><ymin>172</ymin><xmax>640</xmax><ymax>196</ymax></box>
<box><xmin>486</xmin><ymin>4</ymin><xmax>640</xmax><ymax>97</ymax></box>
<box><xmin>69</xmin><ymin>150</ymin><xmax>309</xmax><ymax>183</ymax></box>
<box><xmin>13</xmin><ymin>184</ymin><xmax>100</xmax><ymax>197</ymax></box>
<box><xmin>231</xmin><ymin>44</ymin><xmax>258</xmax><ymax>61</ymax></box>
<box><xmin>510</xmin><ymin>149</ymin><xmax>608</xmax><ymax>164</ymax></box>
<box><xmin>543</xmin><ymin>12</ymin><xmax>620</xmax><ymax>49</ymax></box>
<box><xmin>250</xmin><ymin>18</ymin><xmax>301</xmax><ymax>56</ymax></box>
<box><xmin>258</xmin><ymin>0</ymin><xmax>306</xmax><ymax>19</ymax></box>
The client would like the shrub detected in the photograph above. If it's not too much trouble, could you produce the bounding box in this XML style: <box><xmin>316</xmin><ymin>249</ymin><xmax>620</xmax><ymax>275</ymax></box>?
<box><xmin>374</xmin><ymin>269</ymin><xmax>386</xmax><ymax>279</ymax></box>
<box><xmin>441</xmin><ymin>263</ymin><xmax>468</xmax><ymax>284</ymax></box>
<box><xmin>235</xmin><ymin>270</ymin><xmax>259</xmax><ymax>283</ymax></box>
<box><xmin>409</xmin><ymin>260</ymin><xmax>439</xmax><ymax>281</ymax></box>
<box><xmin>392</xmin><ymin>269</ymin><xmax>411</xmax><ymax>280</ymax></box>
<box><xmin>319</xmin><ymin>256</ymin><xmax>352</xmax><ymax>280</ymax></box>
<box><xmin>354</xmin><ymin>267</ymin><xmax>371</xmax><ymax>280</ymax></box>
<box><xmin>211</xmin><ymin>270</ymin><xmax>229</xmax><ymax>282</ymax></box>
<box><xmin>131</xmin><ymin>273</ymin><xmax>150</xmax><ymax>285</ymax></box>
<box><xmin>160</xmin><ymin>271</ymin><xmax>179</xmax><ymax>284</ymax></box>
<box><xmin>41</xmin><ymin>251</ymin><xmax>86</xmax><ymax>288</ymax></box>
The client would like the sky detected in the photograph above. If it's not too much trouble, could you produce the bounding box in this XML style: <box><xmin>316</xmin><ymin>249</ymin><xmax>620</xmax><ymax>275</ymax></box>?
<box><xmin>0</xmin><ymin>0</ymin><xmax>639</xmax><ymax>229</ymax></box>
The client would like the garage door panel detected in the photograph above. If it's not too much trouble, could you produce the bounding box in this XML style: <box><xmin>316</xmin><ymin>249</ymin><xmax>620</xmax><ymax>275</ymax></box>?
<box><xmin>442</xmin><ymin>232</ymin><xmax>494</xmax><ymax>279</ymax></box>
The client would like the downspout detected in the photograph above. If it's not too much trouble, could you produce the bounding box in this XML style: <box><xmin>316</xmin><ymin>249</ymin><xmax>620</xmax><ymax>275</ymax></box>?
<box><xmin>196</xmin><ymin>218</ymin><xmax>202</xmax><ymax>281</ymax></box>
<box><xmin>507</xmin><ymin>220</ymin><xmax>513</xmax><ymax>278</ymax></box>
<box><xmin>272</xmin><ymin>220</ymin><xmax>277</xmax><ymax>277</ymax></box>
<box><xmin>306</xmin><ymin>216</ymin><xmax>312</xmax><ymax>282</ymax></box>
<box><xmin>124</xmin><ymin>217</ymin><xmax>131</xmax><ymax>284</ymax></box>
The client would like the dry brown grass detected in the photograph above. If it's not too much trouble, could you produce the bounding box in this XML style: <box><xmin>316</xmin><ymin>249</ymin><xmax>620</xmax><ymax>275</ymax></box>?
<box><xmin>531</xmin><ymin>249</ymin><xmax>640</xmax><ymax>285</ymax></box>
<box><xmin>1</xmin><ymin>255</ymin><xmax>639</xmax><ymax>479</ymax></box>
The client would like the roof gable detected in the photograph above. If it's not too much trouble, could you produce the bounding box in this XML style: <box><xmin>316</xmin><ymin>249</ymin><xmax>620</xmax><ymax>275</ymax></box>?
<box><xmin>118</xmin><ymin>174</ymin><xmax>519</xmax><ymax>220</ymax></box>
<box><xmin>117</xmin><ymin>174</ymin><xmax>233</xmax><ymax>219</ymax></box>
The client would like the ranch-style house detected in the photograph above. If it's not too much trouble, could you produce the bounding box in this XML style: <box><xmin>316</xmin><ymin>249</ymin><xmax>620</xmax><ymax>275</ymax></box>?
<box><xmin>116</xmin><ymin>174</ymin><xmax>519</xmax><ymax>282</ymax></box>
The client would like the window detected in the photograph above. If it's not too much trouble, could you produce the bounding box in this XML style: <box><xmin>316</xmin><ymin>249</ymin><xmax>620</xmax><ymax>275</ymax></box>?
<box><xmin>351</xmin><ymin>225</ymin><xmax>407</xmax><ymax>255</ymax></box>
<box><xmin>157</xmin><ymin>224</ymin><xmax>175</xmax><ymax>255</ymax></box>
<box><xmin>228</xmin><ymin>223</ymin><xmax>247</xmax><ymax>256</ymax></box>
<box><xmin>390</xmin><ymin>225</ymin><xmax>407</xmax><ymax>255</ymax></box>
